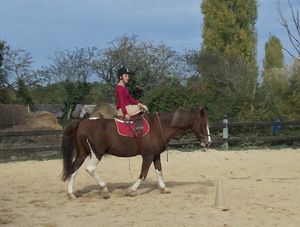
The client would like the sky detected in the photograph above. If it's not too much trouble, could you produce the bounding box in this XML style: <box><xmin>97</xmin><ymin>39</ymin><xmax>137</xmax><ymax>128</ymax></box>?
<box><xmin>0</xmin><ymin>0</ymin><xmax>298</xmax><ymax>69</ymax></box>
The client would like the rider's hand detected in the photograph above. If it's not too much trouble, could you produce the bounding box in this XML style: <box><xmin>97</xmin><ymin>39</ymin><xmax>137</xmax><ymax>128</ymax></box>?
<box><xmin>125</xmin><ymin>114</ymin><xmax>131</xmax><ymax>120</ymax></box>
<box><xmin>138</xmin><ymin>103</ymin><xmax>147</xmax><ymax>111</ymax></box>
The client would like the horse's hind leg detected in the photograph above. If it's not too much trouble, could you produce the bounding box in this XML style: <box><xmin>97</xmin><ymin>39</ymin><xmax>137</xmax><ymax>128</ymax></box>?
<box><xmin>126</xmin><ymin>155</ymin><xmax>153</xmax><ymax>196</ymax></box>
<box><xmin>85</xmin><ymin>143</ymin><xmax>110</xmax><ymax>199</ymax></box>
<box><xmin>153</xmin><ymin>154</ymin><xmax>170</xmax><ymax>194</ymax></box>
<box><xmin>67</xmin><ymin>155</ymin><xmax>86</xmax><ymax>198</ymax></box>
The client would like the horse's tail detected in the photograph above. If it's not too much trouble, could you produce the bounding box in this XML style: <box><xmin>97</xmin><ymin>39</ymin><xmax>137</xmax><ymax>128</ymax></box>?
<box><xmin>61</xmin><ymin>120</ymin><xmax>81</xmax><ymax>181</ymax></box>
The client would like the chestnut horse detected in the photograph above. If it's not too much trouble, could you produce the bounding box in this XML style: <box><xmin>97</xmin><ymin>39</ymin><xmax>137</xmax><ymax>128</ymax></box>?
<box><xmin>61</xmin><ymin>108</ymin><xmax>211</xmax><ymax>198</ymax></box>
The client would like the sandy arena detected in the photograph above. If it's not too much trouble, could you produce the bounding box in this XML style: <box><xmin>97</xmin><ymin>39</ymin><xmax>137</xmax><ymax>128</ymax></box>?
<box><xmin>0</xmin><ymin>148</ymin><xmax>300</xmax><ymax>227</ymax></box>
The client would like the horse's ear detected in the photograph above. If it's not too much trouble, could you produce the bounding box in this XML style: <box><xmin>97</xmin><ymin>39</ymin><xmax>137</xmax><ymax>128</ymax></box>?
<box><xmin>200</xmin><ymin>108</ymin><xmax>205</xmax><ymax>118</ymax></box>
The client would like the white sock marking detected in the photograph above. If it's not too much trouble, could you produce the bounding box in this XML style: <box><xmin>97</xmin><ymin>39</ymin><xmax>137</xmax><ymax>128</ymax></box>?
<box><xmin>68</xmin><ymin>170</ymin><xmax>79</xmax><ymax>195</ymax></box>
<box><xmin>86</xmin><ymin>139</ymin><xmax>106</xmax><ymax>188</ymax></box>
<box><xmin>131</xmin><ymin>179</ymin><xmax>143</xmax><ymax>191</ymax></box>
<box><xmin>155</xmin><ymin>169</ymin><xmax>166</xmax><ymax>189</ymax></box>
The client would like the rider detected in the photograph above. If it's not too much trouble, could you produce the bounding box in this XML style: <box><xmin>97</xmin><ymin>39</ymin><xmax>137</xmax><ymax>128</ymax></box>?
<box><xmin>115</xmin><ymin>67</ymin><xmax>148</xmax><ymax>120</ymax></box>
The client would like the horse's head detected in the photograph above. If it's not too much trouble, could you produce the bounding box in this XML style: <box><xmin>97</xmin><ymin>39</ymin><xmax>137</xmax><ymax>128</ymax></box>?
<box><xmin>191</xmin><ymin>108</ymin><xmax>212</xmax><ymax>147</ymax></box>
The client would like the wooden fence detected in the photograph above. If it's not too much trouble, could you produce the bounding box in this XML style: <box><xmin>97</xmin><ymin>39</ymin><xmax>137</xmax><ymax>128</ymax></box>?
<box><xmin>0</xmin><ymin>119</ymin><xmax>300</xmax><ymax>162</ymax></box>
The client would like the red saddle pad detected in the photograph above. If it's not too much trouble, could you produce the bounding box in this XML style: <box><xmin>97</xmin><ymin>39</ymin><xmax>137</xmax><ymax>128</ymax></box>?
<box><xmin>114</xmin><ymin>117</ymin><xmax>150</xmax><ymax>137</ymax></box>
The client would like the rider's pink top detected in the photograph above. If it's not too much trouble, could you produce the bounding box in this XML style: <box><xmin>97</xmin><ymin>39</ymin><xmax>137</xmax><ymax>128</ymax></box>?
<box><xmin>115</xmin><ymin>85</ymin><xmax>139</xmax><ymax>115</ymax></box>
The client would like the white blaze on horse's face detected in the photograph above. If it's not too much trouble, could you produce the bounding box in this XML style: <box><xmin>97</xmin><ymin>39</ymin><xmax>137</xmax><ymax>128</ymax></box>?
<box><xmin>206</xmin><ymin>124</ymin><xmax>212</xmax><ymax>146</ymax></box>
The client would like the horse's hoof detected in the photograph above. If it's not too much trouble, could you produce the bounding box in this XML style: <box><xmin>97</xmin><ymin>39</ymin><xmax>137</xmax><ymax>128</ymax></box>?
<box><xmin>100</xmin><ymin>187</ymin><xmax>110</xmax><ymax>199</ymax></box>
<box><xmin>68</xmin><ymin>193</ymin><xmax>77</xmax><ymax>199</ymax></box>
<box><xmin>160</xmin><ymin>187</ymin><xmax>171</xmax><ymax>194</ymax></box>
<box><xmin>127</xmin><ymin>191</ymin><xmax>137</xmax><ymax>197</ymax></box>
<box><xmin>125</xmin><ymin>188</ymin><xmax>137</xmax><ymax>197</ymax></box>
<box><xmin>102</xmin><ymin>191</ymin><xmax>110</xmax><ymax>199</ymax></box>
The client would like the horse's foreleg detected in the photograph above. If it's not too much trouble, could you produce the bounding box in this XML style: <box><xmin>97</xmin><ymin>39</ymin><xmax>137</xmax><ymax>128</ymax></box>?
<box><xmin>85</xmin><ymin>142</ymin><xmax>110</xmax><ymax>199</ymax></box>
<box><xmin>153</xmin><ymin>154</ymin><xmax>170</xmax><ymax>194</ymax></box>
<box><xmin>126</xmin><ymin>155</ymin><xmax>153</xmax><ymax>196</ymax></box>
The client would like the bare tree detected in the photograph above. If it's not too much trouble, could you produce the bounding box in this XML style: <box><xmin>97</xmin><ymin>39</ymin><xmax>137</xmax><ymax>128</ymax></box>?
<box><xmin>277</xmin><ymin>0</ymin><xmax>300</xmax><ymax>58</ymax></box>
<box><xmin>1</xmin><ymin>42</ymin><xmax>32</xmax><ymax>89</ymax></box>
<box><xmin>93</xmin><ymin>35</ymin><xmax>184</xmax><ymax>100</ymax></box>
<box><xmin>48</xmin><ymin>47</ymin><xmax>98</xmax><ymax>83</ymax></box>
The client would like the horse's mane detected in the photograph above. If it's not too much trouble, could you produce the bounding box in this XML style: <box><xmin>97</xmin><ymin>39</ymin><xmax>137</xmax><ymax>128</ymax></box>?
<box><xmin>146</xmin><ymin>108</ymin><xmax>205</xmax><ymax>128</ymax></box>
<box><xmin>171</xmin><ymin>109</ymin><xmax>196</xmax><ymax>128</ymax></box>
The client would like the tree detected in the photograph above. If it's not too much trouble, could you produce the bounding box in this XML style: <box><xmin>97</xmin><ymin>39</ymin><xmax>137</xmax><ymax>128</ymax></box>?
<box><xmin>142</xmin><ymin>77</ymin><xmax>200</xmax><ymax>112</ymax></box>
<box><xmin>263</xmin><ymin>35</ymin><xmax>284</xmax><ymax>71</ymax></box>
<box><xmin>40</xmin><ymin>47</ymin><xmax>98</xmax><ymax>120</ymax></box>
<box><xmin>277</xmin><ymin>0</ymin><xmax>300</xmax><ymax>58</ymax></box>
<box><xmin>193</xmin><ymin>52</ymin><xmax>258</xmax><ymax>121</ymax></box>
<box><xmin>31</xmin><ymin>82</ymin><xmax>66</xmax><ymax>104</ymax></box>
<box><xmin>263</xmin><ymin>67</ymin><xmax>291</xmax><ymax>118</ymax></box>
<box><xmin>288</xmin><ymin>59</ymin><xmax>300</xmax><ymax>118</ymax></box>
<box><xmin>0</xmin><ymin>40</ymin><xmax>33</xmax><ymax>103</ymax></box>
<box><xmin>260</xmin><ymin>36</ymin><xmax>286</xmax><ymax>119</ymax></box>
<box><xmin>198</xmin><ymin>0</ymin><xmax>258</xmax><ymax>121</ymax></box>
<box><xmin>0</xmin><ymin>41</ymin><xmax>10</xmax><ymax>103</ymax></box>
<box><xmin>47</xmin><ymin>47</ymin><xmax>98</xmax><ymax>83</ymax></box>
<box><xmin>16</xmin><ymin>78</ymin><xmax>36</xmax><ymax>110</ymax></box>
<box><xmin>93</xmin><ymin>35</ymin><xmax>184</xmax><ymax>102</ymax></box>
<box><xmin>2</xmin><ymin>46</ymin><xmax>32</xmax><ymax>84</ymax></box>
<box><xmin>201</xmin><ymin>0</ymin><xmax>258</xmax><ymax>64</ymax></box>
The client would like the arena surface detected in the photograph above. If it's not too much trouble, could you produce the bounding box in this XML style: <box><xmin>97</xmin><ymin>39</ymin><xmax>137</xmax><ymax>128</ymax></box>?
<box><xmin>1</xmin><ymin>148</ymin><xmax>300</xmax><ymax>226</ymax></box>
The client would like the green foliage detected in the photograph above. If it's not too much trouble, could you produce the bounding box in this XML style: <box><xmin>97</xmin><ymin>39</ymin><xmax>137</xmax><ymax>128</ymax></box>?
<box><xmin>81</xmin><ymin>82</ymin><xmax>111</xmax><ymax>104</ymax></box>
<box><xmin>263</xmin><ymin>68</ymin><xmax>291</xmax><ymax>118</ymax></box>
<box><xmin>199</xmin><ymin>0</ymin><xmax>258</xmax><ymax>121</ymax></box>
<box><xmin>93</xmin><ymin>35</ymin><xmax>185</xmax><ymax>100</ymax></box>
<box><xmin>31</xmin><ymin>81</ymin><xmax>110</xmax><ymax>106</ymax></box>
<box><xmin>259</xmin><ymin>58</ymin><xmax>300</xmax><ymax>120</ymax></box>
<box><xmin>261</xmin><ymin>36</ymin><xmax>285</xmax><ymax>119</ymax></box>
<box><xmin>31</xmin><ymin>82</ymin><xmax>66</xmax><ymax>104</ymax></box>
<box><xmin>263</xmin><ymin>35</ymin><xmax>284</xmax><ymax>71</ymax></box>
<box><xmin>16</xmin><ymin>78</ymin><xmax>36</xmax><ymax>110</ymax></box>
<box><xmin>192</xmin><ymin>51</ymin><xmax>257</xmax><ymax>121</ymax></box>
<box><xmin>287</xmin><ymin>59</ymin><xmax>300</xmax><ymax>118</ymax></box>
<box><xmin>142</xmin><ymin>77</ymin><xmax>200</xmax><ymax>112</ymax></box>
<box><xmin>61</xmin><ymin>80</ymin><xmax>91</xmax><ymax>122</ymax></box>
<box><xmin>201</xmin><ymin>0</ymin><xmax>257</xmax><ymax>65</ymax></box>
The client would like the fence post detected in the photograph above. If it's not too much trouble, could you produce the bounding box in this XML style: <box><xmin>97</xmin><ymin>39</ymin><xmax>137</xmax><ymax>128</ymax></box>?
<box><xmin>272</xmin><ymin>117</ymin><xmax>282</xmax><ymax>136</ymax></box>
<box><xmin>222</xmin><ymin>114</ymin><xmax>229</xmax><ymax>149</ymax></box>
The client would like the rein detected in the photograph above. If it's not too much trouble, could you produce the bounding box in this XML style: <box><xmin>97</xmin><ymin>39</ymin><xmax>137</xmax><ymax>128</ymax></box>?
<box><xmin>155</xmin><ymin>112</ymin><xmax>169</xmax><ymax>161</ymax></box>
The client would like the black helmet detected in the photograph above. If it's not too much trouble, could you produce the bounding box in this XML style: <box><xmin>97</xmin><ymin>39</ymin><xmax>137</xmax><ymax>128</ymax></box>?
<box><xmin>117</xmin><ymin>67</ymin><xmax>133</xmax><ymax>78</ymax></box>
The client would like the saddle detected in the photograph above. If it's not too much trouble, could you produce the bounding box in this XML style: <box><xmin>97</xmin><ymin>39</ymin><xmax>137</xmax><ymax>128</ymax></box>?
<box><xmin>114</xmin><ymin>114</ymin><xmax>150</xmax><ymax>137</ymax></box>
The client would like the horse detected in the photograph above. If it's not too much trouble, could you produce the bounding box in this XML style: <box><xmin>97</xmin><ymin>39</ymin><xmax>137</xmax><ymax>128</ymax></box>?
<box><xmin>61</xmin><ymin>108</ymin><xmax>212</xmax><ymax>199</ymax></box>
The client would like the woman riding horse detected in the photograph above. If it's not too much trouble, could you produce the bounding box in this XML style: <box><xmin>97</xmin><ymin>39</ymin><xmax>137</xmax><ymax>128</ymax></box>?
<box><xmin>115</xmin><ymin>67</ymin><xmax>148</xmax><ymax>120</ymax></box>
<box><xmin>61</xmin><ymin>107</ymin><xmax>212</xmax><ymax>199</ymax></box>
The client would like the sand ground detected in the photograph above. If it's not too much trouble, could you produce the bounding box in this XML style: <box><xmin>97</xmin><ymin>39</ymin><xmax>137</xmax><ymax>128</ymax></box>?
<box><xmin>0</xmin><ymin>148</ymin><xmax>300</xmax><ymax>227</ymax></box>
